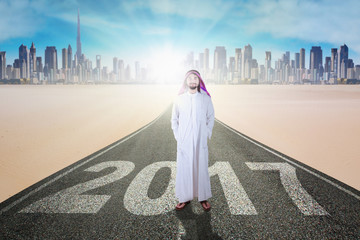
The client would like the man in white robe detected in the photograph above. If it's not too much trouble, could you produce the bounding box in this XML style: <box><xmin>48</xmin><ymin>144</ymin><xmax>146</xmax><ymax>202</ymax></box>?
<box><xmin>171</xmin><ymin>70</ymin><xmax>215</xmax><ymax>211</ymax></box>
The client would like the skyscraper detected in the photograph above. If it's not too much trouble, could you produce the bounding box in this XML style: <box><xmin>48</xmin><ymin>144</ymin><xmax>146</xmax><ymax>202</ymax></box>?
<box><xmin>265</xmin><ymin>51</ymin><xmax>271</xmax><ymax>69</ymax></box>
<box><xmin>198</xmin><ymin>53</ymin><xmax>204</xmax><ymax>70</ymax></box>
<box><xmin>235</xmin><ymin>48</ymin><xmax>242</xmax><ymax>73</ymax></box>
<box><xmin>229</xmin><ymin>57</ymin><xmax>235</xmax><ymax>73</ymax></box>
<box><xmin>295</xmin><ymin>53</ymin><xmax>300</xmax><ymax>69</ymax></box>
<box><xmin>242</xmin><ymin>44</ymin><xmax>252</xmax><ymax>79</ymax></box>
<box><xmin>19</xmin><ymin>44</ymin><xmax>30</xmax><ymax>78</ymax></box>
<box><xmin>62</xmin><ymin>48</ymin><xmax>68</xmax><ymax>69</ymax></box>
<box><xmin>30</xmin><ymin>42</ymin><xmax>36</xmax><ymax>72</ymax></box>
<box><xmin>76</xmin><ymin>8</ymin><xmax>82</xmax><ymax>62</ymax></box>
<box><xmin>45</xmin><ymin>46</ymin><xmax>58</xmax><ymax>82</ymax></box>
<box><xmin>337</xmin><ymin>44</ymin><xmax>348</xmax><ymax>79</ymax></box>
<box><xmin>113</xmin><ymin>57</ymin><xmax>118</xmax><ymax>74</ymax></box>
<box><xmin>96</xmin><ymin>55</ymin><xmax>101</xmax><ymax>69</ymax></box>
<box><xmin>331</xmin><ymin>48</ymin><xmax>337</xmax><ymax>73</ymax></box>
<box><xmin>300</xmin><ymin>48</ymin><xmax>305</xmax><ymax>69</ymax></box>
<box><xmin>309</xmin><ymin>46</ymin><xmax>322</xmax><ymax>70</ymax></box>
<box><xmin>68</xmin><ymin>45</ymin><xmax>72</xmax><ymax>69</ymax></box>
<box><xmin>325</xmin><ymin>57</ymin><xmax>331</xmax><ymax>73</ymax></box>
<box><xmin>0</xmin><ymin>51</ymin><xmax>6</xmax><ymax>79</ymax></box>
<box><xmin>284</xmin><ymin>51</ymin><xmax>290</xmax><ymax>66</ymax></box>
<box><xmin>204</xmin><ymin>48</ymin><xmax>209</xmax><ymax>72</ymax></box>
<box><xmin>265</xmin><ymin>51</ymin><xmax>271</xmax><ymax>82</ymax></box>
<box><xmin>36</xmin><ymin>57</ymin><xmax>43</xmax><ymax>73</ymax></box>
<box><xmin>213</xmin><ymin>46</ymin><xmax>226</xmax><ymax>72</ymax></box>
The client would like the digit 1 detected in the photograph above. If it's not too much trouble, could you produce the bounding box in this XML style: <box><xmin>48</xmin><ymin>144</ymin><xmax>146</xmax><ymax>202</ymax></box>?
<box><xmin>209</xmin><ymin>162</ymin><xmax>257</xmax><ymax>215</ymax></box>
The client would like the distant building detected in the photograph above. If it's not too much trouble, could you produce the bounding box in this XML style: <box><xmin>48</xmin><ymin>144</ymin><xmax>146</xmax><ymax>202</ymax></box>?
<box><xmin>45</xmin><ymin>46</ymin><xmax>58</xmax><ymax>82</ymax></box>
<box><xmin>354</xmin><ymin>65</ymin><xmax>360</xmax><ymax>80</ymax></box>
<box><xmin>6</xmin><ymin>65</ymin><xmax>12</xmax><ymax>79</ymax></box>
<box><xmin>118</xmin><ymin>59</ymin><xmax>124</xmax><ymax>82</ymax></box>
<box><xmin>299</xmin><ymin>48</ymin><xmax>305</xmax><ymax>69</ymax></box>
<box><xmin>0</xmin><ymin>51</ymin><xmax>6</xmax><ymax>79</ymax></box>
<box><xmin>96</xmin><ymin>55</ymin><xmax>101</xmax><ymax>69</ymax></box>
<box><xmin>62</xmin><ymin>48</ymin><xmax>68</xmax><ymax>69</ymax></box>
<box><xmin>214</xmin><ymin>46</ymin><xmax>226</xmax><ymax>71</ymax></box>
<box><xmin>67</xmin><ymin>45</ymin><xmax>72</xmax><ymax>69</ymax></box>
<box><xmin>310</xmin><ymin>46</ymin><xmax>322</xmax><ymax>70</ymax></box>
<box><xmin>242</xmin><ymin>44</ymin><xmax>252</xmax><ymax>79</ymax></box>
<box><xmin>214</xmin><ymin>46</ymin><xmax>227</xmax><ymax>83</ymax></box>
<box><xmin>198</xmin><ymin>52</ymin><xmax>204</xmax><ymax>71</ymax></box>
<box><xmin>204</xmin><ymin>48</ymin><xmax>209</xmax><ymax>72</ymax></box>
<box><xmin>265</xmin><ymin>51</ymin><xmax>271</xmax><ymax>82</ymax></box>
<box><xmin>331</xmin><ymin>48</ymin><xmax>337</xmax><ymax>74</ymax></box>
<box><xmin>19</xmin><ymin>44</ymin><xmax>30</xmax><ymax>78</ymax></box>
<box><xmin>294</xmin><ymin>52</ymin><xmax>300</xmax><ymax>69</ymax></box>
<box><xmin>36</xmin><ymin>57</ymin><xmax>43</xmax><ymax>73</ymax></box>
<box><xmin>337</xmin><ymin>44</ymin><xmax>348</xmax><ymax>79</ymax></box>
<box><xmin>113</xmin><ymin>57</ymin><xmax>118</xmax><ymax>74</ymax></box>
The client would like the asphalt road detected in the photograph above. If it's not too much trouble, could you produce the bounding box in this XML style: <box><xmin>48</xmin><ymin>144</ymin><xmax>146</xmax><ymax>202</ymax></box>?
<box><xmin>1</xmin><ymin>106</ymin><xmax>359</xmax><ymax>239</ymax></box>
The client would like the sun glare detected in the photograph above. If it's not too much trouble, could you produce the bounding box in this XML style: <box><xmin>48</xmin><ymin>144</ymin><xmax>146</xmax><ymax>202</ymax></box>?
<box><xmin>146</xmin><ymin>45</ymin><xmax>187</xmax><ymax>84</ymax></box>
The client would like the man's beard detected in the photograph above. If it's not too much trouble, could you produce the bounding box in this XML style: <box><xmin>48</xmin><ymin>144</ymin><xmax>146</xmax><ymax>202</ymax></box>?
<box><xmin>188</xmin><ymin>84</ymin><xmax>198</xmax><ymax>90</ymax></box>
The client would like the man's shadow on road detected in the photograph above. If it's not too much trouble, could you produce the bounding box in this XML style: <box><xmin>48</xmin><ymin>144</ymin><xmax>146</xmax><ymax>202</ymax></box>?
<box><xmin>175</xmin><ymin>202</ymin><xmax>222</xmax><ymax>240</ymax></box>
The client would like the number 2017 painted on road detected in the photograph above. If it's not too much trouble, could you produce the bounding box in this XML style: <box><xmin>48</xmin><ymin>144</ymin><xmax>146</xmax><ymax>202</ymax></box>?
<box><xmin>19</xmin><ymin>161</ymin><xmax>328</xmax><ymax>216</ymax></box>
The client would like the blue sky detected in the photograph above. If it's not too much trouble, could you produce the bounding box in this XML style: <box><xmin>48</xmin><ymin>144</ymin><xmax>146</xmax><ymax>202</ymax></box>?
<box><xmin>1</xmin><ymin>0</ymin><xmax>360</xmax><ymax>71</ymax></box>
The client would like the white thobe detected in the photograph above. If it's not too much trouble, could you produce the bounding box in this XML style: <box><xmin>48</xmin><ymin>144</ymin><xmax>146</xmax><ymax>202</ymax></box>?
<box><xmin>171</xmin><ymin>90</ymin><xmax>215</xmax><ymax>202</ymax></box>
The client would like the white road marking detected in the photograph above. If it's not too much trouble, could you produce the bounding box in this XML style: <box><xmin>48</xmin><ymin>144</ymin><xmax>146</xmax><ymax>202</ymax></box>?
<box><xmin>216</xmin><ymin>119</ymin><xmax>360</xmax><ymax>201</ymax></box>
<box><xmin>0</xmin><ymin>108</ymin><xmax>168</xmax><ymax>214</ymax></box>
<box><xmin>246</xmin><ymin>162</ymin><xmax>328</xmax><ymax>215</ymax></box>
<box><xmin>209</xmin><ymin>162</ymin><xmax>257</xmax><ymax>215</ymax></box>
<box><xmin>19</xmin><ymin>161</ymin><xmax>135</xmax><ymax>214</ymax></box>
<box><xmin>124</xmin><ymin>161</ymin><xmax>177</xmax><ymax>216</ymax></box>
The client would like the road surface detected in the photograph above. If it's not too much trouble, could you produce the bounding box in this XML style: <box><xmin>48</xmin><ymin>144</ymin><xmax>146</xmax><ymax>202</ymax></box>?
<box><xmin>1</xmin><ymin>106</ymin><xmax>359</xmax><ymax>239</ymax></box>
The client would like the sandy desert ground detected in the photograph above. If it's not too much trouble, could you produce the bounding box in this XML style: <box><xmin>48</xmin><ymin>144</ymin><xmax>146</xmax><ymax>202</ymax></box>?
<box><xmin>0</xmin><ymin>84</ymin><xmax>359</xmax><ymax>203</ymax></box>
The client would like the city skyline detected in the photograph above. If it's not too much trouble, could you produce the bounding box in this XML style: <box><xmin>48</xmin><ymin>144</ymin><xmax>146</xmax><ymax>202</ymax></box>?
<box><xmin>2</xmin><ymin>38</ymin><xmax>360</xmax><ymax>85</ymax></box>
<box><xmin>1</xmin><ymin>0</ymin><xmax>360</xmax><ymax>70</ymax></box>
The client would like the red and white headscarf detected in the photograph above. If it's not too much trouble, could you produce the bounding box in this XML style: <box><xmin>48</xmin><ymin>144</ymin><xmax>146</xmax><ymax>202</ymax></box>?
<box><xmin>178</xmin><ymin>70</ymin><xmax>211</xmax><ymax>97</ymax></box>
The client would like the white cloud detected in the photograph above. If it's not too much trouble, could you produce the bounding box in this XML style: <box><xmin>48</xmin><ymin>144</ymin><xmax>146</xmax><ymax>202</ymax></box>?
<box><xmin>0</xmin><ymin>0</ymin><xmax>41</xmax><ymax>41</ymax></box>
<box><xmin>123</xmin><ymin>0</ymin><xmax>234</xmax><ymax>20</ymax></box>
<box><xmin>142</xmin><ymin>27</ymin><xmax>172</xmax><ymax>35</ymax></box>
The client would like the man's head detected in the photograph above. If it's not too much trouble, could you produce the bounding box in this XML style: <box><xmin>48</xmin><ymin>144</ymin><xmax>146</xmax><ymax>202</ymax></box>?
<box><xmin>185</xmin><ymin>70</ymin><xmax>201</xmax><ymax>92</ymax></box>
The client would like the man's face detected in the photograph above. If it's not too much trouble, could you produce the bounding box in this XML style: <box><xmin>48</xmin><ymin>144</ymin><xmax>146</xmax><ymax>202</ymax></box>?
<box><xmin>186</xmin><ymin>73</ymin><xmax>199</xmax><ymax>90</ymax></box>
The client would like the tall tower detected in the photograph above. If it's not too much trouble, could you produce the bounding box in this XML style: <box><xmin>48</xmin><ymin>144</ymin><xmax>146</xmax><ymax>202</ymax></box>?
<box><xmin>204</xmin><ymin>48</ymin><xmax>209</xmax><ymax>72</ymax></box>
<box><xmin>96</xmin><ymin>55</ymin><xmax>101</xmax><ymax>69</ymax></box>
<box><xmin>76</xmin><ymin>8</ymin><xmax>82</xmax><ymax>62</ymax></box>
<box><xmin>62</xmin><ymin>48</ymin><xmax>68</xmax><ymax>69</ymax></box>
<box><xmin>265</xmin><ymin>51</ymin><xmax>271</xmax><ymax>69</ymax></box>
<box><xmin>309</xmin><ymin>46</ymin><xmax>322</xmax><ymax>70</ymax></box>
<box><xmin>295</xmin><ymin>53</ymin><xmax>300</xmax><ymax>69</ymax></box>
<box><xmin>68</xmin><ymin>45</ymin><xmax>72</xmax><ymax>69</ymax></box>
<box><xmin>241</xmin><ymin>44</ymin><xmax>252</xmax><ymax>79</ymax></box>
<box><xmin>337</xmin><ymin>44</ymin><xmax>348</xmax><ymax>79</ymax></box>
<box><xmin>0</xmin><ymin>51</ymin><xmax>6</xmax><ymax>79</ymax></box>
<box><xmin>19</xmin><ymin>44</ymin><xmax>30</xmax><ymax>78</ymax></box>
<box><xmin>265</xmin><ymin>51</ymin><xmax>271</xmax><ymax>82</ymax></box>
<box><xmin>30</xmin><ymin>42</ymin><xmax>36</xmax><ymax>72</ymax></box>
<box><xmin>113</xmin><ymin>57</ymin><xmax>118</xmax><ymax>74</ymax></box>
<box><xmin>331</xmin><ymin>48</ymin><xmax>337</xmax><ymax>73</ymax></box>
<box><xmin>299</xmin><ymin>48</ymin><xmax>305</xmax><ymax>69</ymax></box>
<box><xmin>235</xmin><ymin>48</ymin><xmax>242</xmax><ymax>73</ymax></box>
<box><xmin>45</xmin><ymin>46</ymin><xmax>58</xmax><ymax>82</ymax></box>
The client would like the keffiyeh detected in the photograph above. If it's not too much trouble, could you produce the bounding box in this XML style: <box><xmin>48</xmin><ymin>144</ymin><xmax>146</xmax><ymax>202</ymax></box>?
<box><xmin>178</xmin><ymin>70</ymin><xmax>211</xmax><ymax>97</ymax></box>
